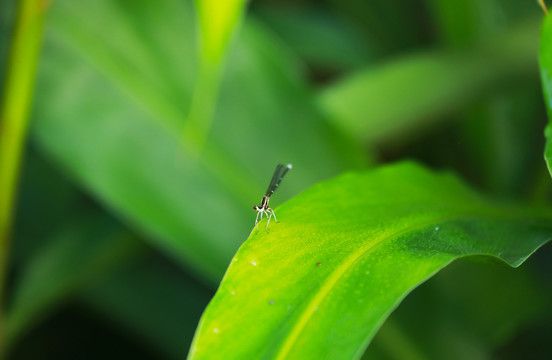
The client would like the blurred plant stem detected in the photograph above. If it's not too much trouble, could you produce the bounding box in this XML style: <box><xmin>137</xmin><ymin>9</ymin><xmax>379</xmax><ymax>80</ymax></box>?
<box><xmin>181</xmin><ymin>63</ymin><xmax>222</xmax><ymax>155</ymax></box>
<box><xmin>0</xmin><ymin>0</ymin><xmax>48</xmax><ymax>354</ymax></box>
<box><xmin>181</xmin><ymin>0</ymin><xmax>247</xmax><ymax>155</ymax></box>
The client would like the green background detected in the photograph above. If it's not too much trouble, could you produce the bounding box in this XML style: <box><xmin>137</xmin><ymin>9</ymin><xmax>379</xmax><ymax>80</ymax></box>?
<box><xmin>1</xmin><ymin>0</ymin><xmax>552</xmax><ymax>359</ymax></box>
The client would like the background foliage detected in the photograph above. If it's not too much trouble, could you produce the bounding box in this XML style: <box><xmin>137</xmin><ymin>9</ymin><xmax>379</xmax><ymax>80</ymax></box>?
<box><xmin>1</xmin><ymin>0</ymin><xmax>552</xmax><ymax>359</ymax></box>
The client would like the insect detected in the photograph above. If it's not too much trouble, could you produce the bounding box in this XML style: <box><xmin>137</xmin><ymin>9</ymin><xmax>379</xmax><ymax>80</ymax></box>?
<box><xmin>253</xmin><ymin>163</ymin><xmax>292</xmax><ymax>231</ymax></box>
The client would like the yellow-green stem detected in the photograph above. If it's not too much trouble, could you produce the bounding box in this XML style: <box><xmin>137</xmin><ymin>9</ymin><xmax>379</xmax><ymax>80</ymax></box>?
<box><xmin>0</xmin><ymin>0</ymin><xmax>48</xmax><ymax>351</ymax></box>
<box><xmin>181</xmin><ymin>0</ymin><xmax>247</xmax><ymax>155</ymax></box>
<box><xmin>180</xmin><ymin>62</ymin><xmax>222</xmax><ymax>156</ymax></box>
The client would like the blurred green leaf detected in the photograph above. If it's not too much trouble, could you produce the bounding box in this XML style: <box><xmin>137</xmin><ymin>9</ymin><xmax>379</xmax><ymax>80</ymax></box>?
<box><xmin>189</xmin><ymin>162</ymin><xmax>552</xmax><ymax>360</ymax></box>
<box><xmin>5</xmin><ymin>149</ymin><xmax>146</xmax><ymax>354</ymax></box>
<box><xmin>32</xmin><ymin>0</ymin><xmax>363</xmax><ymax>282</ymax></box>
<box><xmin>11</xmin><ymin>147</ymin><xmax>82</xmax><ymax>263</ymax></box>
<box><xmin>81</xmin><ymin>253</ymin><xmax>213</xmax><ymax>359</ymax></box>
<box><xmin>459</xmin><ymin>84</ymin><xmax>545</xmax><ymax>197</ymax></box>
<box><xmin>9</xmin><ymin>148</ymin><xmax>205</xmax><ymax>358</ymax></box>
<box><xmin>426</xmin><ymin>0</ymin><xmax>539</xmax><ymax>48</ymax></box>
<box><xmin>425</xmin><ymin>1</ymin><xmax>544</xmax><ymax>198</ymax></box>
<box><xmin>324</xmin><ymin>0</ymin><xmax>425</xmax><ymax>55</ymax></box>
<box><xmin>255</xmin><ymin>4</ymin><xmax>373</xmax><ymax>71</ymax></box>
<box><xmin>318</xmin><ymin>20</ymin><xmax>540</xmax><ymax>145</ymax></box>
<box><xmin>540</xmin><ymin>13</ymin><xmax>552</xmax><ymax>177</ymax></box>
<box><xmin>425</xmin><ymin>0</ymin><xmax>503</xmax><ymax>46</ymax></box>
<box><xmin>6</xmin><ymin>215</ymin><xmax>142</xmax><ymax>349</ymax></box>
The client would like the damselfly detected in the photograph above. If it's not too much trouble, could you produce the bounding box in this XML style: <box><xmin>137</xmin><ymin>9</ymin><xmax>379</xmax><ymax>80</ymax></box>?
<box><xmin>253</xmin><ymin>163</ymin><xmax>292</xmax><ymax>231</ymax></box>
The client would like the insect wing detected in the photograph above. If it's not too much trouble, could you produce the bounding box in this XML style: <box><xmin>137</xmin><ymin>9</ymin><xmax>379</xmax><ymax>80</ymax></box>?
<box><xmin>265</xmin><ymin>163</ymin><xmax>290</xmax><ymax>196</ymax></box>
<box><xmin>265</xmin><ymin>164</ymin><xmax>284</xmax><ymax>196</ymax></box>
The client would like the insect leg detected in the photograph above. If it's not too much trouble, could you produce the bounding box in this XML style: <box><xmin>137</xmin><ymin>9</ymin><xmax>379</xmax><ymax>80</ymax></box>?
<box><xmin>266</xmin><ymin>210</ymin><xmax>273</xmax><ymax>232</ymax></box>
<box><xmin>255</xmin><ymin>211</ymin><xmax>261</xmax><ymax>230</ymax></box>
<box><xmin>270</xmin><ymin>208</ymin><xmax>278</xmax><ymax>223</ymax></box>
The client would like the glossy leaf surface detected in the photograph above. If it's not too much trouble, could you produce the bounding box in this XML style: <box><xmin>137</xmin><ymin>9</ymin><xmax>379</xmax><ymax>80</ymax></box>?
<box><xmin>189</xmin><ymin>162</ymin><xmax>552</xmax><ymax>360</ymax></box>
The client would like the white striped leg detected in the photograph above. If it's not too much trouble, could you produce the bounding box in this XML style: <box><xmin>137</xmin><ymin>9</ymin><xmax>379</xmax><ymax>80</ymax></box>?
<box><xmin>266</xmin><ymin>209</ymin><xmax>273</xmax><ymax>232</ymax></box>
<box><xmin>270</xmin><ymin>209</ymin><xmax>278</xmax><ymax>223</ymax></box>
<box><xmin>255</xmin><ymin>211</ymin><xmax>262</xmax><ymax>230</ymax></box>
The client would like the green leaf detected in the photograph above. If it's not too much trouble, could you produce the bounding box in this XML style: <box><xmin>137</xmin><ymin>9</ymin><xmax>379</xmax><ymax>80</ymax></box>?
<box><xmin>424</xmin><ymin>0</ymin><xmax>506</xmax><ymax>46</ymax></box>
<box><xmin>81</xmin><ymin>253</ymin><xmax>213</xmax><ymax>359</ymax></box>
<box><xmin>11</xmin><ymin>148</ymin><xmax>82</xmax><ymax>263</ymax></box>
<box><xmin>540</xmin><ymin>14</ymin><xmax>552</xmax><ymax>177</ymax></box>
<box><xmin>425</xmin><ymin>1</ymin><xmax>544</xmax><ymax>198</ymax></box>
<box><xmin>458</xmin><ymin>85</ymin><xmax>545</xmax><ymax>197</ymax></box>
<box><xmin>256</xmin><ymin>5</ymin><xmax>373</xmax><ymax>70</ymax></box>
<box><xmin>188</xmin><ymin>162</ymin><xmax>552</xmax><ymax>360</ymax></box>
<box><xmin>32</xmin><ymin>0</ymin><xmax>363</xmax><ymax>282</ymax></box>
<box><xmin>318</xmin><ymin>20</ymin><xmax>540</xmax><ymax>144</ymax></box>
<box><xmin>6</xmin><ymin>215</ymin><xmax>142</xmax><ymax>349</ymax></box>
<box><xmin>324</xmin><ymin>0</ymin><xmax>425</xmax><ymax>54</ymax></box>
<box><xmin>10</xmin><ymin>148</ymin><xmax>210</xmax><ymax>357</ymax></box>
<box><xmin>3</xmin><ymin>148</ymin><xmax>144</xmax><ymax>353</ymax></box>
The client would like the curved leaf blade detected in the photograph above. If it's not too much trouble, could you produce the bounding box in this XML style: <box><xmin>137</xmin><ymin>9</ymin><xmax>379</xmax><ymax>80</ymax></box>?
<box><xmin>188</xmin><ymin>162</ymin><xmax>552</xmax><ymax>360</ymax></box>
<box><xmin>319</xmin><ymin>20</ymin><xmax>540</xmax><ymax>144</ymax></box>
